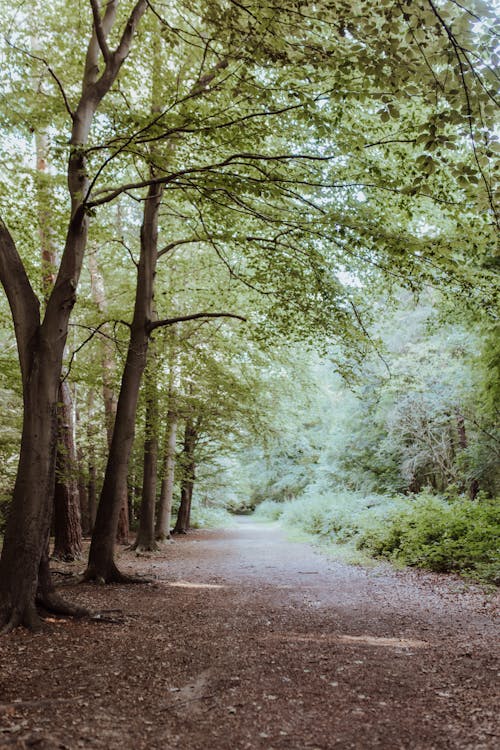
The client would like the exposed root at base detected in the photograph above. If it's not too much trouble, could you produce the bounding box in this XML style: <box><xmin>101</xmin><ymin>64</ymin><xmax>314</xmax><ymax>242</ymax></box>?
<box><xmin>36</xmin><ymin>591</ymin><xmax>89</xmax><ymax>619</ymax></box>
<box><xmin>1</xmin><ymin>594</ymin><xmax>88</xmax><ymax>634</ymax></box>
<box><xmin>126</xmin><ymin>542</ymin><xmax>160</xmax><ymax>554</ymax></box>
<box><xmin>0</xmin><ymin>607</ymin><xmax>42</xmax><ymax>635</ymax></box>
<box><xmin>81</xmin><ymin>562</ymin><xmax>150</xmax><ymax>585</ymax></box>
<box><xmin>155</xmin><ymin>533</ymin><xmax>173</xmax><ymax>543</ymax></box>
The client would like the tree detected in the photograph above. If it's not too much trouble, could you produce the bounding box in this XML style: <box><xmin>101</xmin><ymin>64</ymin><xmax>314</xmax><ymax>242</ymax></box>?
<box><xmin>0</xmin><ymin>0</ymin><xmax>148</xmax><ymax>631</ymax></box>
<box><xmin>172</xmin><ymin>417</ymin><xmax>199</xmax><ymax>534</ymax></box>
<box><xmin>52</xmin><ymin>381</ymin><xmax>83</xmax><ymax>560</ymax></box>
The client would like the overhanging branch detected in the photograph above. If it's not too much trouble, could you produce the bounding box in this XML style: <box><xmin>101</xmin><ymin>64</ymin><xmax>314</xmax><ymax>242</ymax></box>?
<box><xmin>87</xmin><ymin>151</ymin><xmax>336</xmax><ymax>207</ymax></box>
<box><xmin>148</xmin><ymin>312</ymin><xmax>247</xmax><ymax>332</ymax></box>
<box><xmin>90</xmin><ymin>0</ymin><xmax>112</xmax><ymax>62</ymax></box>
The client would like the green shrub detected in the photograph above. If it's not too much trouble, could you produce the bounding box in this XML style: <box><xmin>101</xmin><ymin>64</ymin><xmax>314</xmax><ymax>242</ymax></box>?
<box><xmin>357</xmin><ymin>492</ymin><xmax>500</xmax><ymax>584</ymax></box>
<box><xmin>190</xmin><ymin>505</ymin><xmax>234</xmax><ymax>529</ymax></box>
<box><xmin>253</xmin><ymin>499</ymin><xmax>286</xmax><ymax>521</ymax></box>
<box><xmin>254</xmin><ymin>488</ymin><xmax>499</xmax><ymax>585</ymax></box>
<box><xmin>279</xmin><ymin>490</ymin><xmax>400</xmax><ymax>542</ymax></box>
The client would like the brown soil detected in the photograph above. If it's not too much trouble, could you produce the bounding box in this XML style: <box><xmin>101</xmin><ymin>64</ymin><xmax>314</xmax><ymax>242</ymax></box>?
<box><xmin>0</xmin><ymin>518</ymin><xmax>498</xmax><ymax>749</ymax></box>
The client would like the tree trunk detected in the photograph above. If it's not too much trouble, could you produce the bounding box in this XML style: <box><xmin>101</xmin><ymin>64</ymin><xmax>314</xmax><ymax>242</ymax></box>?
<box><xmin>88</xmin><ymin>248</ymin><xmax>130</xmax><ymax>542</ymax></box>
<box><xmin>52</xmin><ymin>381</ymin><xmax>83</xmax><ymax>560</ymax></box>
<box><xmin>84</xmin><ymin>180</ymin><xmax>164</xmax><ymax>582</ymax></box>
<box><xmin>156</xmin><ymin>409</ymin><xmax>178</xmax><ymax>541</ymax></box>
<box><xmin>32</xmin><ymin>68</ymin><xmax>82</xmax><ymax>563</ymax></box>
<box><xmin>133</xmin><ymin>362</ymin><xmax>159</xmax><ymax>551</ymax></box>
<box><xmin>88</xmin><ymin>249</ymin><xmax>118</xmax><ymax>444</ymax></box>
<box><xmin>173</xmin><ymin>420</ymin><xmax>197</xmax><ymax>535</ymax></box>
<box><xmin>77</xmin><ymin>445</ymin><xmax>91</xmax><ymax>536</ymax></box>
<box><xmin>86</xmin><ymin>389</ymin><xmax>98</xmax><ymax>533</ymax></box>
<box><xmin>456</xmin><ymin>410</ymin><xmax>480</xmax><ymax>499</ymax></box>
<box><xmin>0</xmin><ymin>330</ymin><xmax>74</xmax><ymax>631</ymax></box>
<box><xmin>0</xmin><ymin>2</ymin><xmax>148</xmax><ymax>628</ymax></box>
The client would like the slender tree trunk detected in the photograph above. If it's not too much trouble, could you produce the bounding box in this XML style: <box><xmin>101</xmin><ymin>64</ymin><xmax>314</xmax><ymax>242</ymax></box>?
<box><xmin>85</xmin><ymin>16</ymin><xmax>168</xmax><ymax>579</ymax></box>
<box><xmin>32</xmin><ymin>79</ymin><xmax>82</xmax><ymax>563</ymax></box>
<box><xmin>133</xmin><ymin>365</ymin><xmax>159</xmax><ymax>551</ymax></box>
<box><xmin>156</xmin><ymin>409</ymin><xmax>178</xmax><ymax>541</ymax></box>
<box><xmin>77</xmin><ymin>444</ymin><xmax>91</xmax><ymax>536</ymax></box>
<box><xmin>52</xmin><ymin>381</ymin><xmax>83</xmax><ymax>560</ymax></box>
<box><xmin>456</xmin><ymin>410</ymin><xmax>480</xmax><ymax>499</ymax></box>
<box><xmin>173</xmin><ymin>420</ymin><xmax>197</xmax><ymax>535</ymax></box>
<box><xmin>88</xmin><ymin>249</ymin><xmax>118</xmax><ymax>444</ymax></box>
<box><xmin>87</xmin><ymin>389</ymin><xmax>98</xmax><ymax>533</ymax></box>
<box><xmin>88</xmin><ymin>248</ymin><xmax>130</xmax><ymax>542</ymax></box>
<box><xmin>84</xmin><ymin>180</ymin><xmax>164</xmax><ymax>582</ymax></box>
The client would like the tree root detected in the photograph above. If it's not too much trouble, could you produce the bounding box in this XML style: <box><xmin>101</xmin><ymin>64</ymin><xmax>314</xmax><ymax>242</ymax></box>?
<box><xmin>51</xmin><ymin>552</ymin><xmax>83</xmax><ymax>563</ymax></box>
<box><xmin>155</xmin><ymin>531</ymin><xmax>172</xmax><ymax>541</ymax></box>
<box><xmin>1</xmin><ymin>587</ymin><xmax>88</xmax><ymax>634</ymax></box>
<box><xmin>128</xmin><ymin>541</ymin><xmax>160</xmax><ymax>554</ymax></box>
<box><xmin>0</xmin><ymin>606</ymin><xmax>43</xmax><ymax>635</ymax></box>
<box><xmin>81</xmin><ymin>561</ymin><xmax>150</xmax><ymax>585</ymax></box>
<box><xmin>36</xmin><ymin>590</ymin><xmax>89</xmax><ymax>619</ymax></box>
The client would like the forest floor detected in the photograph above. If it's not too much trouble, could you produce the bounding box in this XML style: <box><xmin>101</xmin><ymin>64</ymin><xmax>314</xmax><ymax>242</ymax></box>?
<box><xmin>0</xmin><ymin>518</ymin><xmax>499</xmax><ymax>750</ymax></box>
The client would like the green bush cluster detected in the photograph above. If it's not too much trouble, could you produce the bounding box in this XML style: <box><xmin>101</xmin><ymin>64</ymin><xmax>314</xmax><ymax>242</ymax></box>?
<box><xmin>254</xmin><ymin>490</ymin><xmax>499</xmax><ymax>584</ymax></box>
<box><xmin>189</xmin><ymin>505</ymin><xmax>234</xmax><ymax>529</ymax></box>
<box><xmin>357</xmin><ymin>492</ymin><xmax>500</xmax><ymax>584</ymax></box>
<box><xmin>253</xmin><ymin>499</ymin><xmax>287</xmax><ymax>522</ymax></box>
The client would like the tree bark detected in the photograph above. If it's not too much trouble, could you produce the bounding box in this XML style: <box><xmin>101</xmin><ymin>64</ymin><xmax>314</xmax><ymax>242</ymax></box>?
<box><xmin>88</xmin><ymin>248</ymin><xmax>130</xmax><ymax>542</ymax></box>
<box><xmin>88</xmin><ymin>249</ymin><xmax>118</xmax><ymax>444</ymax></box>
<box><xmin>86</xmin><ymin>389</ymin><xmax>98</xmax><ymax>533</ymax></box>
<box><xmin>0</xmin><ymin>326</ymin><xmax>60</xmax><ymax>631</ymax></box>
<box><xmin>77</xmin><ymin>444</ymin><xmax>91</xmax><ymax>536</ymax></box>
<box><xmin>173</xmin><ymin>420</ymin><xmax>197</xmax><ymax>535</ymax></box>
<box><xmin>84</xmin><ymin>179</ymin><xmax>164</xmax><ymax>581</ymax></box>
<box><xmin>52</xmin><ymin>381</ymin><xmax>83</xmax><ymax>560</ymax></box>
<box><xmin>133</xmin><ymin>356</ymin><xmax>160</xmax><ymax>551</ymax></box>
<box><xmin>156</xmin><ymin>409</ymin><xmax>178</xmax><ymax>541</ymax></box>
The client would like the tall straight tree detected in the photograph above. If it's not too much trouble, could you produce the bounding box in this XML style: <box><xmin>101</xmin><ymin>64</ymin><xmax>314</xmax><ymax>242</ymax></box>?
<box><xmin>0</xmin><ymin>0</ymin><xmax>148</xmax><ymax>631</ymax></box>
<box><xmin>172</xmin><ymin>417</ymin><xmax>199</xmax><ymax>535</ymax></box>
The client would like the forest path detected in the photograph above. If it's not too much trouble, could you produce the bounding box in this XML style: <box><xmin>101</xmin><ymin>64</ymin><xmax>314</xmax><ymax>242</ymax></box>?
<box><xmin>0</xmin><ymin>518</ymin><xmax>498</xmax><ymax>750</ymax></box>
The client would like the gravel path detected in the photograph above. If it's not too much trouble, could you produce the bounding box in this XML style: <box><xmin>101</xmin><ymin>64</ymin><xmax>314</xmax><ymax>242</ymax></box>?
<box><xmin>0</xmin><ymin>518</ymin><xmax>498</xmax><ymax>749</ymax></box>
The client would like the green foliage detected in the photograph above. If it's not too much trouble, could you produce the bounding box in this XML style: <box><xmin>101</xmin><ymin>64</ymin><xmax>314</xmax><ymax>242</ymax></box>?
<box><xmin>357</xmin><ymin>492</ymin><xmax>500</xmax><ymax>585</ymax></box>
<box><xmin>0</xmin><ymin>0</ymin><xmax>498</xmax><ymax>565</ymax></box>
<box><xmin>189</xmin><ymin>504</ymin><xmax>234</xmax><ymax>530</ymax></box>
<box><xmin>253</xmin><ymin>499</ymin><xmax>287</xmax><ymax>522</ymax></box>
<box><xmin>256</xmin><ymin>488</ymin><xmax>499</xmax><ymax>584</ymax></box>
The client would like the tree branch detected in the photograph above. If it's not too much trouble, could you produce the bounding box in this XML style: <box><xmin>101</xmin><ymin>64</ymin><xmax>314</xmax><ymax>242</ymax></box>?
<box><xmin>426</xmin><ymin>0</ymin><xmax>498</xmax><ymax>226</ymax></box>
<box><xmin>0</xmin><ymin>217</ymin><xmax>41</xmax><ymax>379</ymax></box>
<box><xmin>87</xmin><ymin>151</ymin><xmax>335</xmax><ymax>207</ymax></box>
<box><xmin>5</xmin><ymin>41</ymin><xmax>74</xmax><ymax>119</ymax></box>
<box><xmin>157</xmin><ymin>237</ymin><xmax>203</xmax><ymax>259</ymax></box>
<box><xmin>89</xmin><ymin>0</ymin><xmax>111</xmax><ymax>62</ymax></box>
<box><xmin>113</xmin><ymin>0</ymin><xmax>149</xmax><ymax>65</ymax></box>
<box><xmin>148</xmin><ymin>312</ymin><xmax>247</xmax><ymax>332</ymax></box>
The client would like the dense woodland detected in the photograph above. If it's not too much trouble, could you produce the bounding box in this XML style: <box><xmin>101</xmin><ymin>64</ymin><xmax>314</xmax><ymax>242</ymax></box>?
<box><xmin>0</xmin><ymin>0</ymin><xmax>498</xmax><ymax>632</ymax></box>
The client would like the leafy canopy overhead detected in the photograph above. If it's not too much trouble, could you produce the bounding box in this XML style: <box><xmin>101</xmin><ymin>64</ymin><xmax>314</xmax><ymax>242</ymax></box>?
<box><xmin>0</xmin><ymin>0</ymin><xmax>497</xmax><ymax>354</ymax></box>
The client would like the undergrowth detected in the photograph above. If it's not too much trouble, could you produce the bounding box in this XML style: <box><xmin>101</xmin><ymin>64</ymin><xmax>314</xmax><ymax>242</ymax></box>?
<box><xmin>254</xmin><ymin>490</ymin><xmax>499</xmax><ymax>585</ymax></box>
<box><xmin>190</xmin><ymin>505</ymin><xmax>234</xmax><ymax>529</ymax></box>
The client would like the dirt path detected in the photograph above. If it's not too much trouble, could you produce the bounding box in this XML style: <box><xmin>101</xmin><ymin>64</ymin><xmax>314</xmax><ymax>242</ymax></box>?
<box><xmin>0</xmin><ymin>518</ymin><xmax>498</xmax><ymax>749</ymax></box>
